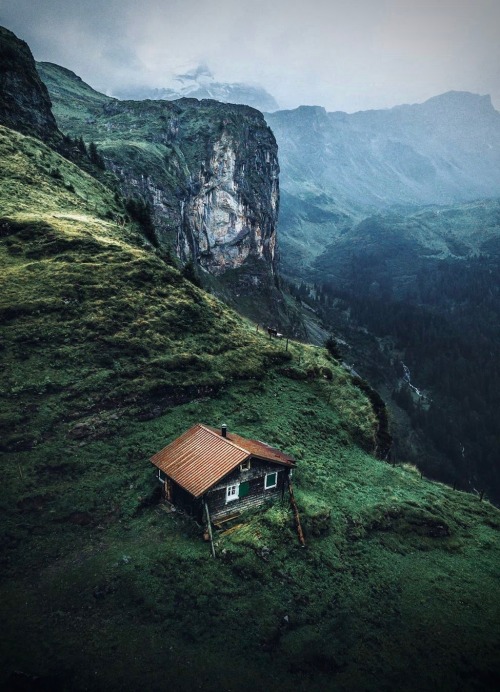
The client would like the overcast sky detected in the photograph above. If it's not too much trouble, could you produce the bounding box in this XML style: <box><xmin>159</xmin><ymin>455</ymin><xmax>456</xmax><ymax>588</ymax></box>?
<box><xmin>1</xmin><ymin>0</ymin><xmax>499</xmax><ymax>112</ymax></box>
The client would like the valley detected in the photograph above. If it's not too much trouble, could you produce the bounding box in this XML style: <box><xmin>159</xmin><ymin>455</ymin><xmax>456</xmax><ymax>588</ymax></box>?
<box><xmin>267</xmin><ymin>99</ymin><xmax>500</xmax><ymax>505</ymax></box>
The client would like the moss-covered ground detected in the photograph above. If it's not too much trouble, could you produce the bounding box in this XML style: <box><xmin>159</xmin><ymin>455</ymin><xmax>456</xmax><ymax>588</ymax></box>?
<box><xmin>1</xmin><ymin>125</ymin><xmax>500</xmax><ymax>691</ymax></box>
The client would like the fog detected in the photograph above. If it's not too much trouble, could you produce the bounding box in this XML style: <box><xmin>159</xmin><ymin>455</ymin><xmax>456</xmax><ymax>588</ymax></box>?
<box><xmin>1</xmin><ymin>0</ymin><xmax>499</xmax><ymax>112</ymax></box>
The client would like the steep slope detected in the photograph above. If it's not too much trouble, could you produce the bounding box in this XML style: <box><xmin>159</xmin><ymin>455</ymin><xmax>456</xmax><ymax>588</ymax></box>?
<box><xmin>266</xmin><ymin>94</ymin><xmax>500</xmax><ymax>274</ymax></box>
<box><xmin>0</xmin><ymin>124</ymin><xmax>294</xmax><ymax>450</ymax></box>
<box><xmin>0</xmin><ymin>27</ymin><xmax>60</xmax><ymax>146</ymax></box>
<box><xmin>37</xmin><ymin>62</ymin><xmax>285</xmax><ymax>328</ymax></box>
<box><xmin>0</xmin><ymin>28</ymin><xmax>499</xmax><ymax>692</ymax></box>
<box><xmin>2</xmin><ymin>124</ymin><xmax>500</xmax><ymax>692</ymax></box>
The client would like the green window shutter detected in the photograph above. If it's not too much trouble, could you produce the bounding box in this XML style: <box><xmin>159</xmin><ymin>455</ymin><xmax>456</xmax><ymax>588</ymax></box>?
<box><xmin>265</xmin><ymin>472</ymin><xmax>277</xmax><ymax>489</ymax></box>
<box><xmin>239</xmin><ymin>481</ymin><xmax>250</xmax><ymax>498</ymax></box>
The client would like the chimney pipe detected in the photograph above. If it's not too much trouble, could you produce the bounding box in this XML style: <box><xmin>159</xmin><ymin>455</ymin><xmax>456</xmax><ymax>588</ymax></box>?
<box><xmin>221</xmin><ymin>424</ymin><xmax>227</xmax><ymax>438</ymax></box>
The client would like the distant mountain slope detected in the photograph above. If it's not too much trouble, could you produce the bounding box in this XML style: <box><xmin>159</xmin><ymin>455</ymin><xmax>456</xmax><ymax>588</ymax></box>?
<box><xmin>37</xmin><ymin>61</ymin><xmax>112</xmax><ymax>127</ymax></box>
<box><xmin>314</xmin><ymin>198</ymin><xmax>500</xmax><ymax>287</ymax></box>
<box><xmin>266</xmin><ymin>93</ymin><xmax>500</xmax><ymax>273</ymax></box>
<box><xmin>306</xmin><ymin>199</ymin><xmax>500</xmax><ymax>502</ymax></box>
<box><xmin>114</xmin><ymin>64</ymin><xmax>279</xmax><ymax>112</ymax></box>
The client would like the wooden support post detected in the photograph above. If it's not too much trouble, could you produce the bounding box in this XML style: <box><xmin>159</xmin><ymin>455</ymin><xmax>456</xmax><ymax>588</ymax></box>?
<box><xmin>256</xmin><ymin>324</ymin><xmax>259</xmax><ymax>333</ymax></box>
<box><xmin>479</xmin><ymin>489</ymin><xmax>485</xmax><ymax>502</ymax></box>
<box><xmin>203</xmin><ymin>499</ymin><xmax>216</xmax><ymax>558</ymax></box>
<box><xmin>288</xmin><ymin>478</ymin><xmax>306</xmax><ymax>548</ymax></box>
<box><xmin>285</xmin><ymin>338</ymin><xmax>289</xmax><ymax>351</ymax></box>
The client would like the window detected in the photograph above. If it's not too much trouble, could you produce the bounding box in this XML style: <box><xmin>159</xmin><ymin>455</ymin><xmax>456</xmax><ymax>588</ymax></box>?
<box><xmin>264</xmin><ymin>472</ymin><xmax>278</xmax><ymax>490</ymax></box>
<box><xmin>226</xmin><ymin>484</ymin><xmax>239</xmax><ymax>503</ymax></box>
<box><xmin>240</xmin><ymin>459</ymin><xmax>251</xmax><ymax>472</ymax></box>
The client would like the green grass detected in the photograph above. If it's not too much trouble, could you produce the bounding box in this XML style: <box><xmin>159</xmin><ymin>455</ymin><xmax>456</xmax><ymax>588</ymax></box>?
<box><xmin>1</xmin><ymin>124</ymin><xmax>500</xmax><ymax>691</ymax></box>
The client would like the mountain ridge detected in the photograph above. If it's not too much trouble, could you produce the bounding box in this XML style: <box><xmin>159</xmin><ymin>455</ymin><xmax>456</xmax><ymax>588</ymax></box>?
<box><xmin>266</xmin><ymin>89</ymin><xmax>500</xmax><ymax>276</ymax></box>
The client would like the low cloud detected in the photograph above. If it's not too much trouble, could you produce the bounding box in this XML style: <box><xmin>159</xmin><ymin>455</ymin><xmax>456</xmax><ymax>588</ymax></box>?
<box><xmin>1</xmin><ymin>0</ymin><xmax>499</xmax><ymax>111</ymax></box>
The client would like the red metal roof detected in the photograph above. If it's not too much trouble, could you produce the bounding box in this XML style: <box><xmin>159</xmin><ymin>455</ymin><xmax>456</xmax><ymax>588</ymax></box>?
<box><xmin>150</xmin><ymin>424</ymin><xmax>295</xmax><ymax>498</ymax></box>
<box><xmin>205</xmin><ymin>426</ymin><xmax>295</xmax><ymax>466</ymax></box>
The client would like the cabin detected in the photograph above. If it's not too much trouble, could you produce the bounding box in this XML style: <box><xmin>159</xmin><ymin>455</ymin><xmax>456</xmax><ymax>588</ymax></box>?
<box><xmin>150</xmin><ymin>423</ymin><xmax>295</xmax><ymax>522</ymax></box>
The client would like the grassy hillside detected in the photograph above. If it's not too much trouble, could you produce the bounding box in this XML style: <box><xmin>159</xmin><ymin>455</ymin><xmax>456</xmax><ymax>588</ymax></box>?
<box><xmin>1</xmin><ymin>125</ymin><xmax>500</xmax><ymax>691</ymax></box>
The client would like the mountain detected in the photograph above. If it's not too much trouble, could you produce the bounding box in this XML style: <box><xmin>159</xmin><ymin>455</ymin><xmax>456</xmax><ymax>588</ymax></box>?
<box><xmin>266</xmin><ymin>93</ymin><xmax>500</xmax><ymax>274</ymax></box>
<box><xmin>0</xmin><ymin>26</ymin><xmax>60</xmax><ymax>145</ymax></box>
<box><xmin>37</xmin><ymin>61</ymin><xmax>288</xmax><ymax>328</ymax></box>
<box><xmin>266</xmin><ymin>93</ymin><xmax>500</xmax><ymax>502</ymax></box>
<box><xmin>114</xmin><ymin>64</ymin><xmax>280</xmax><ymax>112</ymax></box>
<box><xmin>1</xmin><ymin>26</ymin><xmax>500</xmax><ymax>692</ymax></box>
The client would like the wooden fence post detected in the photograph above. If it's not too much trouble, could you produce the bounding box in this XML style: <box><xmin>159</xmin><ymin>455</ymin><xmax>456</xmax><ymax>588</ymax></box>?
<box><xmin>288</xmin><ymin>478</ymin><xmax>306</xmax><ymax>548</ymax></box>
<box><xmin>203</xmin><ymin>500</ymin><xmax>216</xmax><ymax>558</ymax></box>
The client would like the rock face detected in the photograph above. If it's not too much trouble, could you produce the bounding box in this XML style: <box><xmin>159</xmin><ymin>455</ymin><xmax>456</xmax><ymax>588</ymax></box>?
<box><xmin>178</xmin><ymin>128</ymin><xmax>279</xmax><ymax>276</ymax></box>
<box><xmin>0</xmin><ymin>27</ymin><xmax>60</xmax><ymax>144</ymax></box>
<box><xmin>37</xmin><ymin>62</ymin><xmax>280</xmax><ymax>285</ymax></box>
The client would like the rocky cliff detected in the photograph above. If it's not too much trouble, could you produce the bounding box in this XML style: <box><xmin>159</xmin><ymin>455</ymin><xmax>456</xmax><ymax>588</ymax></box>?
<box><xmin>37</xmin><ymin>63</ymin><xmax>281</xmax><ymax>298</ymax></box>
<box><xmin>177</xmin><ymin>123</ymin><xmax>279</xmax><ymax>276</ymax></box>
<box><xmin>0</xmin><ymin>27</ymin><xmax>60</xmax><ymax>144</ymax></box>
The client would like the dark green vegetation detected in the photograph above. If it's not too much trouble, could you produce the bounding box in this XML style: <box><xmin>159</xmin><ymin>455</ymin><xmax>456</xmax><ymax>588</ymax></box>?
<box><xmin>267</xmin><ymin>95</ymin><xmax>500</xmax><ymax>505</ymax></box>
<box><xmin>295</xmin><ymin>202</ymin><xmax>500</xmax><ymax>504</ymax></box>
<box><xmin>1</xmin><ymin>26</ymin><xmax>500</xmax><ymax>691</ymax></box>
<box><xmin>1</xmin><ymin>118</ymin><xmax>499</xmax><ymax>692</ymax></box>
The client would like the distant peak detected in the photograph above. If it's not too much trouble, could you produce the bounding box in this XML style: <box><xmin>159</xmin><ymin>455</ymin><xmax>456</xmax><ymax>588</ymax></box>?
<box><xmin>182</xmin><ymin>63</ymin><xmax>214</xmax><ymax>81</ymax></box>
<box><xmin>38</xmin><ymin>61</ymin><xmax>84</xmax><ymax>83</ymax></box>
<box><xmin>422</xmin><ymin>90</ymin><xmax>494</xmax><ymax>111</ymax></box>
<box><xmin>298</xmin><ymin>105</ymin><xmax>326</xmax><ymax>112</ymax></box>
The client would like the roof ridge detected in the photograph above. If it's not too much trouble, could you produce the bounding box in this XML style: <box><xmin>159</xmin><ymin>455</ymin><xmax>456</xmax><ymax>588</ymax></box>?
<box><xmin>199</xmin><ymin>424</ymin><xmax>251</xmax><ymax>457</ymax></box>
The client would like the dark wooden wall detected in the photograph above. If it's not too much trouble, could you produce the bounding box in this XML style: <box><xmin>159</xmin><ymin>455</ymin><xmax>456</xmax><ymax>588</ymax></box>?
<box><xmin>205</xmin><ymin>458</ymin><xmax>289</xmax><ymax>519</ymax></box>
<box><xmin>170</xmin><ymin>482</ymin><xmax>203</xmax><ymax>520</ymax></box>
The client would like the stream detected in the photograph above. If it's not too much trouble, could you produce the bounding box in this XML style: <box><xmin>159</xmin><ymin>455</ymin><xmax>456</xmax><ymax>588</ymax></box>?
<box><xmin>402</xmin><ymin>362</ymin><xmax>423</xmax><ymax>397</ymax></box>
